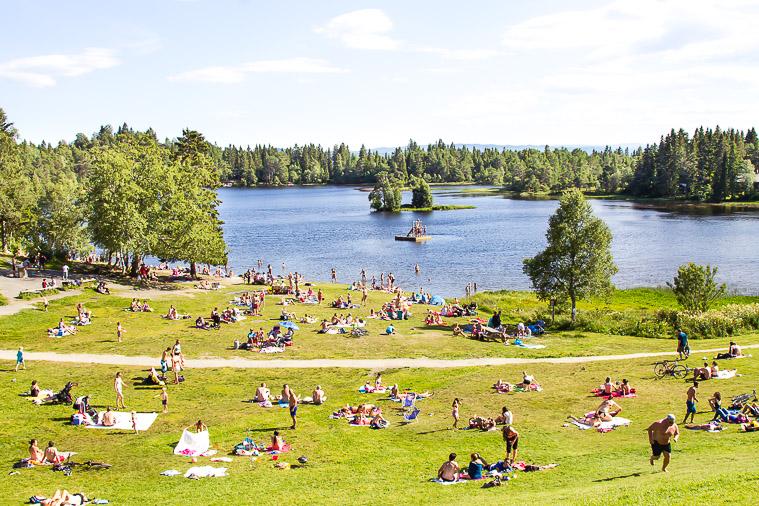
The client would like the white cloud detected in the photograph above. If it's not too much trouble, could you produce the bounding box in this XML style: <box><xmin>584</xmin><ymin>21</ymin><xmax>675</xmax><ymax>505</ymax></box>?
<box><xmin>315</xmin><ymin>9</ymin><xmax>400</xmax><ymax>50</ymax></box>
<box><xmin>416</xmin><ymin>47</ymin><xmax>499</xmax><ymax>61</ymax></box>
<box><xmin>0</xmin><ymin>47</ymin><xmax>119</xmax><ymax>87</ymax></box>
<box><xmin>169</xmin><ymin>57</ymin><xmax>348</xmax><ymax>84</ymax></box>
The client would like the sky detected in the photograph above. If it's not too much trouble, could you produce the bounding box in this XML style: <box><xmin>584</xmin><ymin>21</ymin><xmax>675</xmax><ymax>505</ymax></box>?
<box><xmin>2</xmin><ymin>0</ymin><xmax>758</xmax><ymax>148</ymax></box>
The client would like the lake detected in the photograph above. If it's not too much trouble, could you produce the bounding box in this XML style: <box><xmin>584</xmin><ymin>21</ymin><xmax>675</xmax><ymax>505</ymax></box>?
<box><xmin>218</xmin><ymin>186</ymin><xmax>759</xmax><ymax>296</ymax></box>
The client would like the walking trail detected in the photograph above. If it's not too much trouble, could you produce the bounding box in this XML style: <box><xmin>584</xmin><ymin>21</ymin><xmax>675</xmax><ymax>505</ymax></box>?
<box><xmin>2</xmin><ymin>345</ymin><xmax>757</xmax><ymax>370</ymax></box>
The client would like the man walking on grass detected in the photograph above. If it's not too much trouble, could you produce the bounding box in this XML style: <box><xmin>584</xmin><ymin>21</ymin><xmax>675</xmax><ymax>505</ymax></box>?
<box><xmin>683</xmin><ymin>382</ymin><xmax>699</xmax><ymax>424</ymax></box>
<box><xmin>647</xmin><ymin>414</ymin><xmax>680</xmax><ymax>472</ymax></box>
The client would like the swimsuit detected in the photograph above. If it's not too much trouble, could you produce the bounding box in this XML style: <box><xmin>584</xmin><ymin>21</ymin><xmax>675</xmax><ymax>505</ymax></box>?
<box><xmin>651</xmin><ymin>441</ymin><xmax>671</xmax><ymax>456</ymax></box>
<box><xmin>686</xmin><ymin>400</ymin><xmax>697</xmax><ymax>413</ymax></box>
<box><xmin>290</xmin><ymin>405</ymin><xmax>298</xmax><ymax>417</ymax></box>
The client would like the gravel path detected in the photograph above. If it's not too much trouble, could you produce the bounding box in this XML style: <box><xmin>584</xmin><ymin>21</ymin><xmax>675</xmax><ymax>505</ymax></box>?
<box><xmin>1</xmin><ymin>345</ymin><xmax>756</xmax><ymax>370</ymax></box>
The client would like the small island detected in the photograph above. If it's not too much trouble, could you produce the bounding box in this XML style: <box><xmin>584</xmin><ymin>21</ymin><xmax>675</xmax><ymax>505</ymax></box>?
<box><xmin>369</xmin><ymin>175</ymin><xmax>475</xmax><ymax>212</ymax></box>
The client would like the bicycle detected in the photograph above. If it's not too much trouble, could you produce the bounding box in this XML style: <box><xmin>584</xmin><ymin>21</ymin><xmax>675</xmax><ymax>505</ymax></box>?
<box><xmin>653</xmin><ymin>359</ymin><xmax>689</xmax><ymax>379</ymax></box>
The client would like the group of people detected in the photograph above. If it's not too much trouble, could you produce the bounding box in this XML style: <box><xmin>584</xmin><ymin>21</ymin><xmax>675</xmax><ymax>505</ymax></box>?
<box><xmin>159</xmin><ymin>340</ymin><xmax>185</xmax><ymax>384</ymax></box>
<box><xmin>128</xmin><ymin>299</ymin><xmax>153</xmax><ymax>312</ymax></box>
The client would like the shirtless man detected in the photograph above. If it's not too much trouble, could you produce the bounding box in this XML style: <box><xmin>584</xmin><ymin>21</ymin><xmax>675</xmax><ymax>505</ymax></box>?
<box><xmin>43</xmin><ymin>441</ymin><xmax>62</xmax><ymax>464</ymax></box>
<box><xmin>312</xmin><ymin>385</ymin><xmax>325</xmax><ymax>405</ymax></box>
<box><xmin>438</xmin><ymin>453</ymin><xmax>460</xmax><ymax>482</ymax></box>
<box><xmin>288</xmin><ymin>389</ymin><xmax>299</xmax><ymax>429</ymax></box>
<box><xmin>254</xmin><ymin>383</ymin><xmax>271</xmax><ymax>402</ymax></box>
<box><xmin>683</xmin><ymin>382</ymin><xmax>699</xmax><ymax>424</ymax></box>
<box><xmin>101</xmin><ymin>406</ymin><xmax>116</xmax><ymax>426</ymax></box>
<box><xmin>647</xmin><ymin>414</ymin><xmax>680</xmax><ymax>472</ymax></box>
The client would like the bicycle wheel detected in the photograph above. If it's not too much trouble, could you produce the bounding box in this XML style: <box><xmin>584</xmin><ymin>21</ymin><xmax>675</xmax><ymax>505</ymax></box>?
<box><xmin>654</xmin><ymin>363</ymin><xmax>667</xmax><ymax>378</ymax></box>
<box><xmin>672</xmin><ymin>365</ymin><xmax>688</xmax><ymax>379</ymax></box>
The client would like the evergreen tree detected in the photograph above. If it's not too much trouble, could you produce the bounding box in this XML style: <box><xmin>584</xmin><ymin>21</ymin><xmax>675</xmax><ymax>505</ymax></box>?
<box><xmin>411</xmin><ymin>177</ymin><xmax>434</xmax><ymax>208</ymax></box>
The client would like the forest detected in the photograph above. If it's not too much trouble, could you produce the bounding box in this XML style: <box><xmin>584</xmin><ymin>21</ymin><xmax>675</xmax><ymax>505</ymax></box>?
<box><xmin>1</xmin><ymin>103</ymin><xmax>757</xmax><ymax>261</ymax></box>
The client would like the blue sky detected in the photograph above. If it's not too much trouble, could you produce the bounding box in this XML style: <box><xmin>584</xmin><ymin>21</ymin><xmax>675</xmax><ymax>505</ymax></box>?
<box><xmin>2</xmin><ymin>0</ymin><xmax>758</xmax><ymax>148</ymax></box>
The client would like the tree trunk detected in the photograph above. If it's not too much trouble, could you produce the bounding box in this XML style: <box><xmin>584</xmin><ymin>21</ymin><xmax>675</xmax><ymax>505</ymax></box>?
<box><xmin>190</xmin><ymin>261</ymin><xmax>197</xmax><ymax>279</ymax></box>
<box><xmin>130</xmin><ymin>254</ymin><xmax>140</xmax><ymax>277</ymax></box>
<box><xmin>0</xmin><ymin>220</ymin><xmax>6</xmax><ymax>253</ymax></box>
<box><xmin>570</xmin><ymin>294</ymin><xmax>577</xmax><ymax>322</ymax></box>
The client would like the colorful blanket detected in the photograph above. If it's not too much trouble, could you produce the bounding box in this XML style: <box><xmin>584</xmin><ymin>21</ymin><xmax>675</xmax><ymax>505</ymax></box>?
<box><xmin>591</xmin><ymin>388</ymin><xmax>637</xmax><ymax>398</ymax></box>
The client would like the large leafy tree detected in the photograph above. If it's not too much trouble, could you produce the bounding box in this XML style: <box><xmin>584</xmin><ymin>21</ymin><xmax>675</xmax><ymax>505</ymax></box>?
<box><xmin>155</xmin><ymin>129</ymin><xmax>228</xmax><ymax>278</ymax></box>
<box><xmin>523</xmin><ymin>189</ymin><xmax>618</xmax><ymax>321</ymax></box>
<box><xmin>87</xmin><ymin>131</ymin><xmax>164</xmax><ymax>274</ymax></box>
<box><xmin>369</xmin><ymin>172</ymin><xmax>402</xmax><ymax>212</ymax></box>
<box><xmin>411</xmin><ymin>177</ymin><xmax>433</xmax><ymax>208</ymax></box>
<box><xmin>667</xmin><ymin>263</ymin><xmax>726</xmax><ymax>312</ymax></box>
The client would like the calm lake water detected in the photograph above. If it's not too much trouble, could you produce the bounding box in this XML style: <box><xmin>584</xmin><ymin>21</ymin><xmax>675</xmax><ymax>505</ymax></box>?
<box><xmin>218</xmin><ymin>186</ymin><xmax>759</xmax><ymax>296</ymax></box>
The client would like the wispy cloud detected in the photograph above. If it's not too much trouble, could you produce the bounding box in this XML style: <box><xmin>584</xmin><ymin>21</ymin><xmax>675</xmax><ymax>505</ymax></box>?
<box><xmin>0</xmin><ymin>47</ymin><xmax>119</xmax><ymax>87</ymax></box>
<box><xmin>315</xmin><ymin>8</ymin><xmax>400</xmax><ymax>50</ymax></box>
<box><xmin>416</xmin><ymin>47</ymin><xmax>499</xmax><ymax>61</ymax></box>
<box><xmin>169</xmin><ymin>57</ymin><xmax>348</xmax><ymax>84</ymax></box>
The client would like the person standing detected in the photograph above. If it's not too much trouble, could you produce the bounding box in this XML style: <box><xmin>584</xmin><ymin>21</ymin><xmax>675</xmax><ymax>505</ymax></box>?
<box><xmin>317</xmin><ymin>289</ymin><xmax>323</xmax><ymax>305</ymax></box>
<box><xmin>116</xmin><ymin>322</ymin><xmax>124</xmax><ymax>343</ymax></box>
<box><xmin>647</xmin><ymin>414</ymin><xmax>679</xmax><ymax>472</ymax></box>
<box><xmin>331</xmin><ymin>268</ymin><xmax>337</xmax><ymax>283</ymax></box>
<box><xmin>288</xmin><ymin>389</ymin><xmax>299</xmax><ymax>430</ymax></box>
<box><xmin>42</xmin><ymin>297</ymin><xmax>49</xmax><ymax>312</ymax></box>
<box><xmin>451</xmin><ymin>398</ymin><xmax>461</xmax><ymax>429</ymax></box>
<box><xmin>683</xmin><ymin>382</ymin><xmax>699</xmax><ymax>424</ymax></box>
<box><xmin>503</xmin><ymin>425</ymin><xmax>519</xmax><ymax>464</ymax></box>
<box><xmin>676</xmin><ymin>328</ymin><xmax>689</xmax><ymax>359</ymax></box>
<box><xmin>159</xmin><ymin>387</ymin><xmax>169</xmax><ymax>414</ymax></box>
<box><xmin>414</xmin><ymin>263</ymin><xmax>420</xmax><ymax>276</ymax></box>
<box><xmin>15</xmin><ymin>347</ymin><xmax>25</xmax><ymax>372</ymax></box>
<box><xmin>62</xmin><ymin>264</ymin><xmax>69</xmax><ymax>280</ymax></box>
<box><xmin>361</xmin><ymin>286</ymin><xmax>368</xmax><ymax>305</ymax></box>
<box><xmin>114</xmin><ymin>372</ymin><xmax>126</xmax><ymax>409</ymax></box>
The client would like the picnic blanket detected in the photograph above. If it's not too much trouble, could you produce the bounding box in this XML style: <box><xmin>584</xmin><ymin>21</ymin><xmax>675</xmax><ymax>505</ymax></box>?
<box><xmin>359</xmin><ymin>386</ymin><xmax>387</xmax><ymax>393</ymax></box>
<box><xmin>714</xmin><ymin>369</ymin><xmax>737</xmax><ymax>379</ymax></box>
<box><xmin>513</xmin><ymin>341</ymin><xmax>546</xmax><ymax>349</ymax></box>
<box><xmin>184</xmin><ymin>466</ymin><xmax>227</xmax><ymax>479</ymax></box>
<box><xmin>174</xmin><ymin>429</ymin><xmax>210</xmax><ymax>456</ymax></box>
<box><xmin>430</xmin><ymin>478</ymin><xmax>465</xmax><ymax>485</ymax></box>
<box><xmin>260</xmin><ymin>347</ymin><xmax>285</xmax><ymax>354</ymax></box>
<box><xmin>498</xmin><ymin>383</ymin><xmax>542</xmax><ymax>393</ymax></box>
<box><xmin>591</xmin><ymin>388</ymin><xmax>637</xmax><ymax>398</ymax></box>
<box><xmin>570</xmin><ymin>415</ymin><xmax>631</xmax><ymax>432</ymax></box>
<box><xmin>87</xmin><ymin>412</ymin><xmax>158</xmax><ymax>431</ymax></box>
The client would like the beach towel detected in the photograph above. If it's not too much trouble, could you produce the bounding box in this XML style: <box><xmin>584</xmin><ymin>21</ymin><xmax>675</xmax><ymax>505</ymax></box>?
<box><xmin>430</xmin><ymin>478</ymin><xmax>465</xmax><ymax>485</ymax></box>
<box><xmin>184</xmin><ymin>466</ymin><xmax>227</xmax><ymax>479</ymax></box>
<box><xmin>592</xmin><ymin>389</ymin><xmax>637</xmax><ymax>399</ymax></box>
<box><xmin>260</xmin><ymin>347</ymin><xmax>285</xmax><ymax>354</ymax></box>
<box><xmin>513</xmin><ymin>342</ymin><xmax>546</xmax><ymax>349</ymax></box>
<box><xmin>686</xmin><ymin>423</ymin><xmax>723</xmax><ymax>432</ymax></box>
<box><xmin>26</xmin><ymin>390</ymin><xmax>55</xmax><ymax>403</ymax></box>
<box><xmin>174</xmin><ymin>429</ymin><xmax>210</xmax><ymax>456</ymax></box>
<box><xmin>160</xmin><ymin>470</ymin><xmax>181</xmax><ymax>476</ymax></box>
<box><xmin>265</xmin><ymin>444</ymin><xmax>291</xmax><ymax>453</ymax></box>
<box><xmin>87</xmin><ymin>412</ymin><xmax>158</xmax><ymax>431</ymax></box>
<box><xmin>512</xmin><ymin>383</ymin><xmax>542</xmax><ymax>393</ymax></box>
<box><xmin>570</xmin><ymin>416</ymin><xmax>631</xmax><ymax>432</ymax></box>
<box><xmin>714</xmin><ymin>369</ymin><xmax>737</xmax><ymax>379</ymax></box>
<box><xmin>359</xmin><ymin>386</ymin><xmax>387</xmax><ymax>394</ymax></box>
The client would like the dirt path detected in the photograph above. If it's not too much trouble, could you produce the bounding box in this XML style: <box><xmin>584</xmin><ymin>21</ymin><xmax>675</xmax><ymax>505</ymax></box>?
<box><xmin>2</xmin><ymin>345</ymin><xmax>756</xmax><ymax>370</ymax></box>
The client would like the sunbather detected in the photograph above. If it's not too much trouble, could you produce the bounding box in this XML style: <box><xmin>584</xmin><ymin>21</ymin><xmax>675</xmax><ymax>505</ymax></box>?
<box><xmin>30</xmin><ymin>380</ymin><xmax>41</xmax><ymax>398</ymax></box>
<box><xmin>438</xmin><ymin>453</ymin><xmax>460</xmax><ymax>482</ymax></box>
<box><xmin>694</xmin><ymin>362</ymin><xmax>712</xmax><ymax>380</ymax></box>
<box><xmin>716</xmin><ymin>341</ymin><xmax>743</xmax><ymax>359</ymax></box>
<box><xmin>28</xmin><ymin>439</ymin><xmax>44</xmax><ymax>463</ymax></box>
<box><xmin>101</xmin><ymin>407</ymin><xmax>116</xmax><ymax>426</ymax></box>
<box><xmin>467</xmin><ymin>453</ymin><xmax>489</xmax><ymax>479</ymax></box>
<box><xmin>595</xmin><ymin>399</ymin><xmax>622</xmax><ymax>421</ymax></box>
<box><xmin>43</xmin><ymin>441</ymin><xmax>63</xmax><ymax>464</ymax></box>
<box><xmin>468</xmin><ymin>416</ymin><xmax>496</xmax><ymax>431</ymax></box>
<box><xmin>312</xmin><ymin>385</ymin><xmax>326</xmax><ymax>405</ymax></box>
<box><xmin>255</xmin><ymin>383</ymin><xmax>271</xmax><ymax>402</ymax></box>
<box><xmin>271</xmin><ymin>430</ymin><xmax>287</xmax><ymax>451</ymax></box>
<box><xmin>496</xmin><ymin>406</ymin><xmax>513</xmax><ymax>426</ymax></box>
<box><xmin>40</xmin><ymin>490</ymin><xmax>89</xmax><ymax>506</ymax></box>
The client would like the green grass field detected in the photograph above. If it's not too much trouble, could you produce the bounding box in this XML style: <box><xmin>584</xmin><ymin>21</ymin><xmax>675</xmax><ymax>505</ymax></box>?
<box><xmin>2</xmin><ymin>279</ymin><xmax>759</xmax><ymax>504</ymax></box>
<box><xmin>2</xmin><ymin>355</ymin><xmax>758</xmax><ymax>504</ymax></box>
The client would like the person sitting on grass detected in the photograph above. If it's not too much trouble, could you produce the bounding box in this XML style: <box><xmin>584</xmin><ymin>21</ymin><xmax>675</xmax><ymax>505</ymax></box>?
<box><xmin>101</xmin><ymin>407</ymin><xmax>116</xmax><ymax>427</ymax></box>
<box><xmin>694</xmin><ymin>362</ymin><xmax>712</xmax><ymax>381</ymax></box>
<box><xmin>370</xmin><ymin>410</ymin><xmax>388</xmax><ymax>429</ymax></box>
<box><xmin>385</xmin><ymin>323</ymin><xmax>396</xmax><ymax>335</ymax></box>
<box><xmin>271</xmin><ymin>430</ymin><xmax>287</xmax><ymax>451</ymax></box>
<box><xmin>467</xmin><ymin>453</ymin><xmax>489</xmax><ymax>479</ymax></box>
<box><xmin>519</xmin><ymin>371</ymin><xmax>536</xmax><ymax>389</ymax></box>
<box><xmin>312</xmin><ymin>385</ymin><xmax>326</xmax><ymax>405</ymax></box>
<box><xmin>30</xmin><ymin>380</ymin><xmax>41</xmax><ymax>398</ymax></box>
<box><xmin>43</xmin><ymin>441</ymin><xmax>63</xmax><ymax>464</ymax></box>
<box><xmin>254</xmin><ymin>383</ymin><xmax>271</xmax><ymax>402</ymax></box>
<box><xmin>619</xmin><ymin>379</ymin><xmax>633</xmax><ymax>396</ymax></box>
<box><xmin>194</xmin><ymin>420</ymin><xmax>207</xmax><ymax>433</ymax></box>
<box><xmin>602</xmin><ymin>377</ymin><xmax>614</xmax><ymax>396</ymax></box>
<box><xmin>716</xmin><ymin>341</ymin><xmax>743</xmax><ymax>360</ymax></box>
<box><xmin>496</xmin><ymin>406</ymin><xmax>513</xmax><ymax>426</ymax></box>
<box><xmin>452</xmin><ymin>323</ymin><xmax>464</xmax><ymax>336</ymax></box>
<box><xmin>438</xmin><ymin>453</ymin><xmax>460</xmax><ymax>482</ymax></box>
<box><xmin>28</xmin><ymin>439</ymin><xmax>44</xmax><ymax>463</ymax></box>
<box><xmin>710</xmin><ymin>361</ymin><xmax>720</xmax><ymax>376</ymax></box>
<box><xmin>195</xmin><ymin>316</ymin><xmax>210</xmax><ymax>330</ymax></box>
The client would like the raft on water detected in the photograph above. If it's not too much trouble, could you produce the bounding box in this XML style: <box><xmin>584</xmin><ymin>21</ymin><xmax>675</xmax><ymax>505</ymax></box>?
<box><xmin>394</xmin><ymin>235</ymin><xmax>431</xmax><ymax>242</ymax></box>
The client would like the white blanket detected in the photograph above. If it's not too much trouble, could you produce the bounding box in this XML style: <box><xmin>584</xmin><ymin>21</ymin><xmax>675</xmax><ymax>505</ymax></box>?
<box><xmin>714</xmin><ymin>369</ymin><xmax>737</xmax><ymax>379</ymax></box>
<box><xmin>571</xmin><ymin>416</ymin><xmax>631</xmax><ymax>431</ymax></box>
<box><xmin>87</xmin><ymin>412</ymin><xmax>158</xmax><ymax>431</ymax></box>
<box><xmin>184</xmin><ymin>466</ymin><xmax>227</xmax><ymax>478</ymax></box>
<box><xmin>174</xmin><ymin>429</ymin><xmax>210</xmax><ymax>456</ymax></box>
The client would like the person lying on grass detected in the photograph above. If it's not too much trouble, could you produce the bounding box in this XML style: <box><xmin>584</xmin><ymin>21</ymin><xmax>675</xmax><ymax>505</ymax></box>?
<box><xmin>595</xmin><ymin>399</ymin><xmax>623</xmax><ymax>421</ymax></box>
<box><xmin>438</xmin><ymin>453</ymin><xmax>460</xmax><ymax>482</ymax></box>
<box><xmin>38</xmin><ymin>489</ymin><xmax>89</xmax><ymax>506</ymax></box>
<box><xmin>468</xmin><ymin>416</ymin><xmax>496</xmax><ymax>431</ymax></box>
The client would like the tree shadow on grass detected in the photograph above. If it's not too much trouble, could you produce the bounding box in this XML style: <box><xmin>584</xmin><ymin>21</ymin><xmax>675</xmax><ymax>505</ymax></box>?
<box><xmin>593</xmin><ymin>472</ymin><xmax>642</xmax><ymax>482</ymax></box>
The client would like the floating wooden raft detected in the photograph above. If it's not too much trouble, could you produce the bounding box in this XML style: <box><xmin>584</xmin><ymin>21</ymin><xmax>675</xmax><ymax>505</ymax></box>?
<box><xmin>394</xmin><ymin>235</ymin><xmax>431</xmax><ymax>242</ymax></box>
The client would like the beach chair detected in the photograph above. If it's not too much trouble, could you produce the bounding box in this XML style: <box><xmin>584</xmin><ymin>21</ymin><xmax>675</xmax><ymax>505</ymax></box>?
<box><xmin>403</xmin><ymin>407</ymin><xmax>421</xmax><ymax>423</ymax></box>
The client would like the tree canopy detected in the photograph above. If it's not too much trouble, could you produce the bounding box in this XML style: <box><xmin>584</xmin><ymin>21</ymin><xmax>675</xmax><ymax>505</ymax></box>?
<box><xmin>523</xmin><ymin>189</ymin><xmax>618</xmax><ymax>321</ymax></box>
<box><xmin>667</xmin><ymin>263</ymin><xmax>726</xmax><ymax>312</ymax></box>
